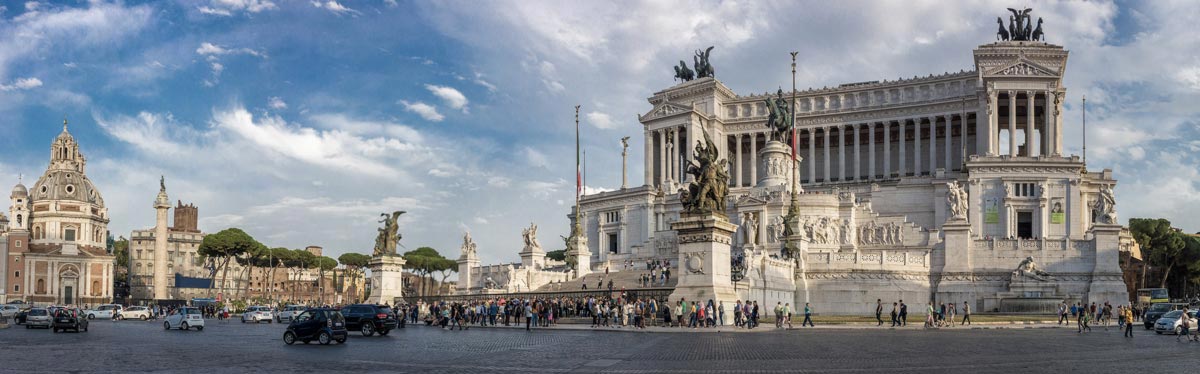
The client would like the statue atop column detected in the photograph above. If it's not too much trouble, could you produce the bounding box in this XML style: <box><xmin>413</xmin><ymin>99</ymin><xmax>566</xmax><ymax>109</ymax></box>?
<box><xmin>521</xmin><ymin>222</ymin><xmax>542</xmax><ymax>250</ymax></box>
<box><xmin>1094</xmin><ymin>185</ymin><xmax>1117</xmax><ymax>224</ymax></box>
<box><xmin>764</xmin><ymin>89</ymin><xmax>793</xmax><ymax>142</ymax></box>
<box><xmin>679</xmin><ymin>128</ymin><xmax>729</xmax><ymax>216</ymax></box>
<box><xmin>461</xmin><ymin>231</ymin><xmax>477</xmax><ymax>258</ymax></box>
<box><xmin>372</xmin><ymin>211</ymin><xmax>405</xmax><ymax>257</ymax></box>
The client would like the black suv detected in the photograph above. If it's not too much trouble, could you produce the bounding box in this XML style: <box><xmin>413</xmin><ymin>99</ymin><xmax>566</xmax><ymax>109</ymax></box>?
<box><xmin>283</xmin><ymin>308</ymin><xmax>347</xmax><ymax>345</ymax></box>
<box><xmin>340</xmin><ymin>304</ymin><xmax>398</xmax><ymax>336</ymax></box>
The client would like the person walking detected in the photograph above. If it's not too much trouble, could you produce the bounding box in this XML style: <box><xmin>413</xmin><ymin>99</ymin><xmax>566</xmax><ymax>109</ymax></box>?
<box><xmin>961</xmin><ymin>301</ymin><xmax>971</xmax><ymax>325</ymax></box>
<box><xmin>1123</xmin><ymin>305</ymin><xmax>1134</xmax><ymax>338</ymax></box>
<box><xmin>734</xmin><ymin>300</ymin><xmax>744</xmax><ymax>327</ymax></box>
<box><xmin>751</xmin><ymin>301</ymin><xmax>760</xmax><ymax>329</ymax></box>
<box><xmin>1177</xmin><ymin>307</ymin><xmax>1192</xmax><ymax>342</ymax></box>
<box><xmin>784</xmin><ymin>303</ymin><xmax>794</xmax><ymax>329</ymax></box>
<box><xmin>1058</xmin><ymin>302</ymin><xmax>1068</xmax><ymax>325</ymax></box>
<box><xmin>718</xmin><ymin>301</ymin><xmax>725</xmax><ymax>326</ymax></box>
<box><xmin>802</xmin><ymin>303</ymin><xmax>814</xmax><ymax>327</ymax></box>
<box><xmin>875</xmin><ymin>299</ymin><xmax>884</xmax><ymax>326</ymax></box>
<box><xmin>676</xmin><ymin>300</ymin><xmax>684</xmax><ymax>328</ymax></box>
<box><xmin>898</xmin><ymin>300</ymin><xmax>908</xmax><ymax>326</ymax></box>
<box><xmin>774</xmin><ymin>302</ymin><xmax>784</xmax><ymax>328</ymax></box>
<box><xmin>890</xmin><ymin>302</ymin><xmax>899</xmax><ymax>327</ymax></box>
<box><xmin>524</xmin><ymin>301</ymin><xmax>533</xmax><ymax>331</ymax></box>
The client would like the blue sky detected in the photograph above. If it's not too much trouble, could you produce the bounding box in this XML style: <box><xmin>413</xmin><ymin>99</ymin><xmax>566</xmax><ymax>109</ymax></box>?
<box><xmin>1</xmin><ymin>1</ymin><xmax>1198</xmax><ymax>265</ymax></box>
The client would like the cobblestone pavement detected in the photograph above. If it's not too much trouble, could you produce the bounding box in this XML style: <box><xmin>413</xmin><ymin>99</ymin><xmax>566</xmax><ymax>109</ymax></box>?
<box><xmin>0</xmin><ymin>319</ymin><xmax>1196</xmax><ymax>373</ymax></box>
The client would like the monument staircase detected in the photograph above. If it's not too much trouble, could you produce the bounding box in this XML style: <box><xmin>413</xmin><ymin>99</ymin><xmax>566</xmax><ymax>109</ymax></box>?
<box><xmin>535</xmin><ymin>267</ymin><xmax>678</xmax><ymax>293</ymax></box>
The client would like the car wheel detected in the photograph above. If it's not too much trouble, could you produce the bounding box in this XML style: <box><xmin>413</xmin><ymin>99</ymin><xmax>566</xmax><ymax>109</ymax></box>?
<box><xmin>141</xmin><ymin>316</ymin><xmax>148</xmax><ymax>321</ymax></box>
<box><xmin>283</xmin><ymin>332</ymin><xmax>297</xmax><ymax>345</ymax></box>
<box><xmin>379</xmin><ymin>329</ymin><xmax>390</xmax><ymax>336</ymax></box>
<box><xmin>1175</xmin><ymin>326</ymin><xmax>1183</xmax><ymax>335</ymax></box>
<box><xmin>319</xmin><ymin>332</ymin><xmax>332</xmax><ymax>345</ymax></box>
<box><xmin>164</xmin><ymin>321</ymin><xmax>171</xmax><ymax>330</ymax></box>
<box><xmin>361</xmin><ymin>323</ymin><xmax>375</xmax><ymax>337</ymax></box>
<box><xmin>181</xmin><ymin>322</ymin><xmax>189</xmax><ymax>331</ymax></box>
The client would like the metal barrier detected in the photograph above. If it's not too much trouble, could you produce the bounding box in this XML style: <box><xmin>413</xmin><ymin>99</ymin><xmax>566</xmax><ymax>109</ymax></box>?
<box><xmin>401</xmin><ymin>287</ymin><xmax>676</xmax><ymax>304</ymax></box>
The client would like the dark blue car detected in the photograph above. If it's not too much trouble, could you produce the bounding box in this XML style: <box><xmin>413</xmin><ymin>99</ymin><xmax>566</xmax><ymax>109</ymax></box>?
<box><xmin>283</xmin><ymin>308</ymin><xmax>348</xmax><ymax>345</ymax></box>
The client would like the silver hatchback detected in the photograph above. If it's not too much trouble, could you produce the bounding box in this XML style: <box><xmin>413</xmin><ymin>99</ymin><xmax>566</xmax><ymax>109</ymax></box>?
<box><xmin>25</xmin><ymin>308</ymin><xmax>51</xmax><ymax>329</ymax></box>
<box><xmin>1154</xmin><ymin>310</ymin><xmax>1197</xmax><ymax>335</ymax></box>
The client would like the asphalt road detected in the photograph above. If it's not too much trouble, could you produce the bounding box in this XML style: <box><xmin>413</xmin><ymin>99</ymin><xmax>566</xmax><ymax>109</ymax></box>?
<box><xmin>0</xmin><ymin>319</ymin><xmax>1196</xmax><ymax>373</ymax></box>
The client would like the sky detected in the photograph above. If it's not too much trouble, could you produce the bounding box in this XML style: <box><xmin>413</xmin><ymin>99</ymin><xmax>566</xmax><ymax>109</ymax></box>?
<box><xmin>1</xmin><ymin>0</ymin><xmax>1198</xmax><ymax>267</ymax></box>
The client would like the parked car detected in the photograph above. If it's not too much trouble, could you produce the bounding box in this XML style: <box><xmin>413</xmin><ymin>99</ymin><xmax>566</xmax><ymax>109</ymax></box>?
<box><xmin>241</xmin><ymin>306</ymin><xmax>274</xmax><ymax>323</ymax></box>
<box><xmin>25</xmin><ymin>308</ymin><xmax>51</xmax><ymax>329</ymax></box>
<box><xmin>276</xmin><ymin>305</ymin><xmax>306</xmax><ymax>323</ymax></box>
<box><xmin>121</xmin><ymin>306</ymin><xmax>152</xmax><ymax>320</ymax></box>
<box><xmin>0</xmin><ymin>304</ymin><xmax>20</xmax><ymax>320</ymax></box>
<box><xmin>163</xmin><ymin>307</ymin><xmax>205</xmax><ymax>331</ymax></box>
<box><xmin>1144</xmin><ymin>303</ymin><xmax>1188</xmax><ymax>329</ymax></box>
<box><xmin>340</xmin><ymin>304</ymin><xmax>398</xmax><ymax>337</ymax></box>
<box><xmin>86</xmin><ymin>304</ymin><xmax>124</xmax><ymax>320</ymax></box>
<box><xmin>52</xmin><ymin>308</ymin><xmax>89</xmax><ymax>333</ymax></box>
<box><xmin>14</xmin><ymin>308</ymin><xmax>30</xmax><ymax>324</ymax></box>
<box><xmin>1154</xmin><ymin>310</ymin><xmax>1198</xmax><ymax>335</ymax></box>
<box><xmin>283</xmin><ymin>308</ymin><xmax>348</xmax><ymax>345</ymax></box>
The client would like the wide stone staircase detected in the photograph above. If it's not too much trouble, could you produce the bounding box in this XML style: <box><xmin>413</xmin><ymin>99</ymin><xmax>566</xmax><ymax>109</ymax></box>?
<box><xmin>536</xmin><ymin>267</ymin><xmax>677</xmax><ymax>292</ymax></box>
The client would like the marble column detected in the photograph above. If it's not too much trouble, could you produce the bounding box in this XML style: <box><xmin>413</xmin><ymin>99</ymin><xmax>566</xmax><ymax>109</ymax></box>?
<box><xmin>945</xmin><ymin>114</ymin><xmax>953</xmax><ymax>171</ymax></box>
<box><xmin>644</xmin><ymin>130</ymin><xmax>652</xmax><ymax>186</ymax></box>
<box><xmin>808</xmin><ymin>129</ymin><xmax>816</xmax><ymax>182</ymax></box>
<box><xmin>928</xmin><ymin>116</ymin><xmax>937</xmax><ymax>175</ymax></box>
<box><xmin>838</xmin><ymin>126</ymin><xmax>846</xmax><ymax>181</ymax></box>
<box><xmin>750</xmin><ymin>133</ymin><xmax>758</xmax><ymax>184</ymax></box>
<box><xmin>735</xmin><ymin>134</ymin><xmax>743</xmax><ymax>187</ymax></box>
<box><xmin>822</xmin><ymin>127</ymin><xmax>831</xmax><ymax>182</ymax></box>
<box><xmin>1042</xmin><ymin>91</ymin><xmax>1051</xmax><ymax>156</ymax></box>
<box><xmin>898</xmin><ymin>120</ymin><xmax>906</xmax><ymax>177</ymax></box>
<box><xmin>914</xmin><ymin>119</ymin><xmax>922</xmax><ymax>176</ymax></box>
<box><xmin>854</xmin><ymin>124</ymin><xmax>861</xmax><ymax>180</ymax></box>
<box><xmin>883</xmin><ymin>122</ymin><xmax>891</xmax><ymax>178</ymax></box>
<box><xmin>1046</xmin><ymin>91</ymin><xmax>1057</xmax><ymax>156</ymax></box>
<box><xmin>1008</xmin><ymin>91</ymin><xmax>1017</xmax><ymax>157</ymax></box>
<box><xmin>673</xmin><ymin>128</ymin><xmax>681</xmax><ymax>180</ymax></box>
<box><xmin>868</xmin><ymin>123</ymin><xmax>876</xmax><ymax>180</ymax></box>
<box><xmin>1025</xmin><ymin>91</ymin><xmax>1034</xmax><ymax>157</ymax></box>
<box><xmin>656</xmin><ymin>130</ymin><xmax>664</xmax><ymax>186</ymax></box>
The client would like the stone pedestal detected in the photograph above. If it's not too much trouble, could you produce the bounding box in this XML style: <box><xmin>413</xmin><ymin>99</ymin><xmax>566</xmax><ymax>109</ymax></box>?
<box><xmin>567</xmin><ymin>234</ymin><xmax>591</xmax><ymax>278</ymax></box>
<box><xmin>936</xmin><ymin>219</ymin><xmax>976</xmax><ymax>305</ymax></box>
<box><xmin>456</xmin><ymin>255</ymin><xmax>479</xmax><ymax>295</ymax></box>
<box><xmin>667</xmin><ymin>213</ymin><xmax>740</xmax><ymax>307</ymax></box>
<box><xmin>1087</xmin><ymin>224</ymin><xmax>1130</xmax><ymax>304</ymax></box>
<box><xmin>519</xmin><ymin>245</ymin><xmax>546</xmax><ymax>270</ymax></box>
<box><xmin>757</xmin><ymin>140</ymin><xmax>796</xmax><ymax>188</ymax></box>
<box><xmin>366</xmin><ymin>255</ymin><xmax>406</xmax><ymax>305</ymax></box>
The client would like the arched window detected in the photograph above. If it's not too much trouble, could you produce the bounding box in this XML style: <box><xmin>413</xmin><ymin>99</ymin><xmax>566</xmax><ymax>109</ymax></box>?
<box><xmin>36</xmin><ymin>279</ymin><xmax>45</xmax><ymax>294</ymax></box>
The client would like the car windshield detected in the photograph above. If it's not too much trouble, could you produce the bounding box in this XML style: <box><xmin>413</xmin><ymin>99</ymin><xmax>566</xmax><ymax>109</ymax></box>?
<box><xmin>377</xmin><ymin>307</ymin><xmax>393</xmax><ymax>315</ymax></box>
<box><xmin>1149</xmin><ymin>304</ymin><xmax>1176</xmax><ymax>312</ymax></box>
<box><xmin>1163</xmin><ymin>310</ymin><xmax>1183</xmax><ymax>318</ymax></box>
<box><xmin>248</xmin><ymin>307</ymin><xmax>264</xmax><ymax>312</ymax></box>
<box><xmin>29</xmin><ymin>309</ymin><xmax>47</xmax><ymax>316</ymax></box>
<box><xmin>184</xmin><ymin>308</ymin><xmax>202</xmax><ymax>315</ymax></box>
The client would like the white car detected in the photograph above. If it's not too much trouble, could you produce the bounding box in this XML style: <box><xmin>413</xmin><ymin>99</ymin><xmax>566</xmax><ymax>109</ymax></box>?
<box><xmin>86</xmin><ymin>304</ymin><xmax>124</xmax><ymax>320</ymax></box>
<box><xmin>241</xmin><ymin>306</ymin><xmax>274</xmax><ymax>323</ymax></box>
<box><xmin>122</xmin><ymin>306</ymin><xmax>152</xmax><ymax>320</ymax></box>
<box><xmin>276</xmin><ymin>305</ymin><xmax>306</xmax><ymax>323</ymax></box>
<box><xmin>163</xmin><ymin>307</ymin><xmax>205</xmax><ymax>331</ymax></box>
<box><xmin>0</xmin><ymin>305</ymin><xmax>20</xmax><ymax>319</ymax></box>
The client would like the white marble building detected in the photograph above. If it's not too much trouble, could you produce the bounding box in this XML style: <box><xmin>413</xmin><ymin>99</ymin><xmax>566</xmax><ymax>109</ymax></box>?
<box><xmin>573</xmin><ymin>33</ymin><xmax>1128</xmax><ymax>313</ymax></box>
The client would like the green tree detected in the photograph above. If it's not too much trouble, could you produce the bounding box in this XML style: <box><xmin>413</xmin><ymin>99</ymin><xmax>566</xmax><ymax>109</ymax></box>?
<box><xmin>338</xmin><ymin>252</ymin><xmax>371</xmax><ymax>302</ymax></box>
<box><xmin>545</xmin><ymin>249</ymin><xmax>566</xmax><ymax>261</ymax></box>
<box><xmin>403</xmin><ymin>247</ymin><xmax>454</xmax><ymax>296</ymax></box>
<box><xmin>198</xmin><ymin>228</ymin><xmax>261</xmax><ymax>298</ymax></box>
<box><xmin>111</xmin><ymin>236</ymin><xmax>130</xmax><ymax>282</ymax></box>
<box><xmin>1129</xmin><ymin>218</ymin><xmax>1199</xmax><ymax>289</ymax></box>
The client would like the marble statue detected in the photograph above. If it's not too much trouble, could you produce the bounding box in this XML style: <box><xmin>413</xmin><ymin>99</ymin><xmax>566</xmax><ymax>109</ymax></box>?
<box><xmin>522</xmin><ymin>222</ymin><xmax>542</xmax><ymax>249</ymax></box>
<box><xmin>373</xmin><ymin>211</ymin><xmax>405</xmax><ymax>257</ymax></box>
<box><xmin>461</xmin><ymin>231</ymin><xmax>477</xmax><ymax>257</ymax></box>
<box><xmin>680</xmin><ymin>128</ymin><xmax>729</xmax><ymax>215</ymax></box>
<box><xmin>1095</xmin><ymin>185</ymin><xmax>1117</xmax><ymax>224</ymax></box>
<box><xmin>742</xmin><ymin>213</ymin><xmax>758</xmax><ymax>246</ymax></box>
<box><xmin>1012</xmin><ymin>256</ymin><xmax>1052</xmax><ymax>281</ymax></box>
<box><xmin>769</xmin><ymin>215</ymin><xmax>786</xmax><ymax>243</ymax></box>
<box><xmin>946</xmin><ymin>181</ymin><xmax>968</xmax><ymax>219</ymax></box>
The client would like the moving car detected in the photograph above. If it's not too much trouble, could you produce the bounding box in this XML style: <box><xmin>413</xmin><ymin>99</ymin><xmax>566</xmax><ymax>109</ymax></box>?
<box><xmin>241</xmin><ymin>306</ymin><xmax>274</xmax><ymax>323</ymax></box>
<box><xmin>340</xmin><ymin>304</ymin><xmax>398</xmax><ymax>337</ymax></box>
<box><xmin>53</xmin><ymin>308</ymin><xmax>89</xmax><ymax>333</ymax></box>
<box><xmin>121</xmin><ymin>306</ymin><xmax>152</xmax><ymax>320</ymax></box>
<box><xmin>1154</xmin><ymin>310</ymin><xmax>1198</xmax><ymax>335</ymax></box>
<box><xmin>25</xmin><ymin>308</ymin><xmax>51</xmax><ymax>329</ymax></box>
<box><xmin>1143</xmin><ymin>303</ymin><xmax>1188</xmax><ymax>330</ymax></box>
<box><xmin>283</xmin><ymin>308</ymin><xmax>348</xmax><ymax>345</ymax></box>
<box><xmin>86</xmin><ymin>304</ymin><xmax>124</xmax><ymax>320</ymax></box>
<box><xmin>163</xmin><ymin>307</ymin><xmax>205</xmax><ymax>331</ymax></box>
<box><xmin>0</xmin><ymin>304</ymin><xmax>20</xmax><ymax>319</ymax></box>
<box><xmin>276</xmin><ymin>305</ymin><xmax>306</xmax><ymax>323</ymax></box>
<box><xmin>14</xmin><ymin>308</ymin><xmax>30</xmax><ymax>324</ymax></box>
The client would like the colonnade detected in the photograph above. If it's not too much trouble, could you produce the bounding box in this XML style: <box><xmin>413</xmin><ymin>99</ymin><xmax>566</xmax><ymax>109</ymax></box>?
<box><xmin>725</xmin><ymin>114</ymin><xmax>974</xmax><ymax>187</ymax></box>
<box><xmin>982</xmin><ymin>90</ymin><xmax>1060</xmax><ymax>157</ymax></box>
<box><xmin>645</xmin><ymin>126</ymin><xmax>689</xmax><ymax>187</ymax></box>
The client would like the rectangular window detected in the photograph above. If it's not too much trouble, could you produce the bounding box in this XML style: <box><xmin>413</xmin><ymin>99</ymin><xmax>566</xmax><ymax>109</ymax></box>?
<box><xmin>64</xmin><ymin>229</ymin><xmax>76</xmax><ymax>242</ymax></box>
<box><xmin>15</xmin><ymin>240</ymin><xmax>20</xmax><ymax>248</ymax></box>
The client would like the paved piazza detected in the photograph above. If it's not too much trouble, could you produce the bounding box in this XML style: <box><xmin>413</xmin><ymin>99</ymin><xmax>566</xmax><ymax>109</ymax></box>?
<box><xmin>1</xmin><ymin>321</ymin><xmax>1196</xmax><ymax>373</ymax></box>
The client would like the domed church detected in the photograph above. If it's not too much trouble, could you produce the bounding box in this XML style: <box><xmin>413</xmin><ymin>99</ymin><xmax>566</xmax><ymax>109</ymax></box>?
<box><xmin>1</xmin><ymin>121</ymin><xmax>115</xmax><ymax>306</ymax></box>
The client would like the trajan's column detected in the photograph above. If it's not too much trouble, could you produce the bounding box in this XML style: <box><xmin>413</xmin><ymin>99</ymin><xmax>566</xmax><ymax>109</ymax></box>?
<box><xmin>153</xmin><ymin>177</ymin><xmax>171</xmax><ymax>300</ymax></box>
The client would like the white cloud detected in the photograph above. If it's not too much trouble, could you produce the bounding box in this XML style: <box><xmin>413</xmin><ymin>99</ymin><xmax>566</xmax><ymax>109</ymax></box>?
<box><xmin>311</xmin><ymin>1</ymin><xmax>359</xmax><ymax>16</ymax></box>
<box><xmin>268</xmin><ymin>96</ymin><xmax>287</xmax><ymax>110</ymax></box>
<box><xmin>487</xmin><ymin>176</ymin><xmax>510</xmax><ymax>188</ymax></box>
<box><xmin>585</xmin><ymin>111</ymin><xmax>617</xmax><ymax>130</ymax></box>
<box><xmin>473</xmin><ymin>71</ymin><xmax>497</xmax><ymax>92</ymax></box>
<box><xmin>0</xmin><ymin>2</ymin><xmax>154</xmax><ymax>81</ymax></box>
<box><xmin>196</xmin><ymin>42</ymin><xmax>265</xmax><ymax>58</ymax></box>
<box><xmin>424</xmin><ymin>84</ymin><xmax>469</xmax><ymax>113</ymax></box>
<box><xmin>198</xmin><ymin>0</ymin><xmax>277</xmax><ymax>16</ymax></box>
<box><xmin>399</xmin><ymin>100</ymin><xmax>444</xmax><ymax>122</ymax></box>
<box><xmin>523</xmin><ymin>147</ymin><xmax>548</xmax><ymax>168</ymax></box>
<box><xmin>0</xmin><ymin>77</ymin><xmax>43</xmax><ymax>91</ymax></box>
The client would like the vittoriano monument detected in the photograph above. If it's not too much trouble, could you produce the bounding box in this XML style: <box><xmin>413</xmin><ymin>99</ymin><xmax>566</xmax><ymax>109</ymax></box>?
<box><xmin>367</xmin><ymin>210</ymin><xmax>407</xmax><ymax>305</ymax></box>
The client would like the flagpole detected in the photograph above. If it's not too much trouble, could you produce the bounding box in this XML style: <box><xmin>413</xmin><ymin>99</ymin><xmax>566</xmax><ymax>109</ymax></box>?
<box><xmin>790</xmin><ymin>51</ymin><xmax>798</xmax><ymax>193</ymax></box>
<box><xmin>575</xmin><ymin>105</ymin><xmax>582</xmax><ymax>235</ymax></box>
<box><xmin>1082</xmin><ymin>96</ymin><xmax>1086</xmax><ymax>166</ymax></box>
